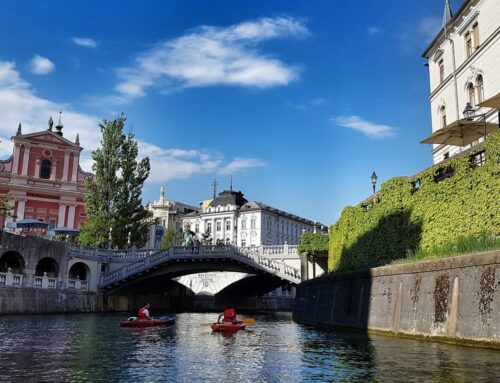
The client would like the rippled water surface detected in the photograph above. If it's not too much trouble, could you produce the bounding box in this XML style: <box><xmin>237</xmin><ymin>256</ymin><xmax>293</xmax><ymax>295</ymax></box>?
<box><xmin>1</xmin><ymin>312</ymin><xmax>499</xmax><ymax>382</ymax></box>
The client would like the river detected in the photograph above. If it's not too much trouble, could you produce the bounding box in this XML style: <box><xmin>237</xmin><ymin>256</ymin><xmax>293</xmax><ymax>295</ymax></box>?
<box><xmin>1</xmin><ymin>312</ymin><xmax>499</xmax><ymax>382</ymax></box>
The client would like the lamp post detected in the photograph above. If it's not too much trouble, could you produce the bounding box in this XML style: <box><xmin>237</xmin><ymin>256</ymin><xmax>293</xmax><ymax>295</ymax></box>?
<box><xmin>463</xmin><ymin>102</ymin><xmax>487</xmax><ymax>140</ymax></box>
<box><xmin>108</xmin><ymin>227</ymin><xmax>113</xmax><ymax>249</ymax></box>
<box><xmin>371</xmin><ymin>171</ymin><xmax>378</xmax><ymax>194</ymax></box>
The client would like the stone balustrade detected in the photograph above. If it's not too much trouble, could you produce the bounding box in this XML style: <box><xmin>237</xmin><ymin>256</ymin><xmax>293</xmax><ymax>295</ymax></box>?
<box><xmin>0</xmin><ymin>268</ymin><xmax>23</xmax><ymax>287</ymax></box>
<box><xmin>33</xmin><ymin>272</ymin><xmax>57</xmax><ymax>289</ymax></box>
<box><xmin>67</xmin><ymin>278</ymin><xmax>89</xmax><ymax>291</ymax></box>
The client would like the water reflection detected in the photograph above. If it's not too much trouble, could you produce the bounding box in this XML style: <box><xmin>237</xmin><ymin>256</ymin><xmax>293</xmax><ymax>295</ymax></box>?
<box><xmin>0</xmin><ymin>313</ymin><xmax>499</xmax><ymax>382</ymax></box>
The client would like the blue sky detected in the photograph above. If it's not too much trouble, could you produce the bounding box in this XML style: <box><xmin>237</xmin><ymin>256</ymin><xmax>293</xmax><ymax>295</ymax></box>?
<box><xmin>0</xmin><ymin>0</ymin><xmax>449</xmax><ymax>225</ymax></box>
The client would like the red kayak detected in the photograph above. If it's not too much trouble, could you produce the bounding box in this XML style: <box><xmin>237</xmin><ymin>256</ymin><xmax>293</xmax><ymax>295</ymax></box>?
<box><xmin>211</xmin><ymin>322</ymin><xmax>246</xmax><ymax>332</ymax></box>
<box><xmin>120</xmin><ymin>316</ymin><xmax>175</xmax><ymax>328</ymax></box>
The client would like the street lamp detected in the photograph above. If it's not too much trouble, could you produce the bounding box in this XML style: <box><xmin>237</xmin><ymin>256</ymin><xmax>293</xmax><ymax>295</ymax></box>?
<box><xmin>463</xmin><ymin>102</ymin><xmax>475</xmax><ymax>121</ymax></box>
<box><xmin>371</xmin><ymin>171</ymin><xmax>378</xmax><ymax>194</ymax></box>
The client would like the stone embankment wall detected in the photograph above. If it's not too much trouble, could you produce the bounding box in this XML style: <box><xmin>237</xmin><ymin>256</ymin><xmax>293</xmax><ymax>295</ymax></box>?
<box><xmin>0</xmin><ymin>289</ymin><xmax>101</xmax><ymax>314</ymax></box>
<box><xmin>293</xmin><ymin>251</ymin><xmax>500</xmax><ymax>348</ymax></box>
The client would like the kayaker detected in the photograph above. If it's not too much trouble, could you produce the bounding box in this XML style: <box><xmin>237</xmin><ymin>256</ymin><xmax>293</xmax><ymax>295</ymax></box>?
<box><xmin>218</xmin><ymin>304</ymin><xmax>237</xmax><ymax>324</ymax></box>
<box><xmin>138</xmin><ymin>303</ymin><xmax>152</xmax><ymax>320</ymax></box>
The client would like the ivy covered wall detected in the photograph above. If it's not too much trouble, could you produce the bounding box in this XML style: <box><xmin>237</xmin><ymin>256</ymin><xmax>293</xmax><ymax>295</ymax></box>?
<box><xmin>329</xmin><ymin>130</ymin><xmax>500</xmax><ymax>272</ymax></box>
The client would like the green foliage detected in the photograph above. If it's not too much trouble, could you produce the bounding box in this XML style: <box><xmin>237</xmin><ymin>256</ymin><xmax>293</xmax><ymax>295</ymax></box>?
<box><xmin>161</xmin><ymin>228</ymin><xmax>178</xmax><ymax>249</ymax></box>
<box><xmin>398</xmin><ymin>231</ymin><xmax>500</xmax><ymax>264</ymax></box>
<box><xmin>329</xmin><ymin>130</ymin><xmax>500</xmax><ymax>272</ymax></box>
<box><xmin>80</xmin><ymin>115</ymin><xmax>153</xmax><ymax>248</ymax></box>
<box><xmin>298</xmin><ymin>233</ymin><xmax>329</xmax><ymax>255</ymax></box>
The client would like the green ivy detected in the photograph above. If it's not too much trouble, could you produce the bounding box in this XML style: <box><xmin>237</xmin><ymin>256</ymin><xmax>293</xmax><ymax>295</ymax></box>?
<box><xmin>299</xmin><ymin>233</ymin><xmax>329</xmax><ymax>255</ymax></box>
<box><xmin>329</xmin><ymin>130</ymin><xmax>500</xmax><ymax>272</ymax></box>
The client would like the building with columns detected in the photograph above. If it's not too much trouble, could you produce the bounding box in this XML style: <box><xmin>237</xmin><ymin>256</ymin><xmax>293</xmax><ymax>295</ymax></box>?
<box><xmin>0</xmin><ymin>116</ymin><xmax>93</xmax><ymax>231</ymax></box>
<box><xmin>146</xmin><ymin>186</ymin><xmax>200</xmax><ymax>248</ymax></box>
<box><xmin>182</xmin><ymin>189</ymin><xmax>327</xmax><ymax>246</ymax></box>
<box><xmin>422</xmin><ymin>0</ymin><xmax>500</xmax><ymax>163</ymax></box>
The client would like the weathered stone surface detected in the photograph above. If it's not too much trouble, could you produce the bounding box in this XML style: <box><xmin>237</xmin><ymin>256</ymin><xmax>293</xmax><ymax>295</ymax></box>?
<box><xmin>293</xmin><ymin>250</ymin><xmax>500</xmax><ymax>348</ymax></box>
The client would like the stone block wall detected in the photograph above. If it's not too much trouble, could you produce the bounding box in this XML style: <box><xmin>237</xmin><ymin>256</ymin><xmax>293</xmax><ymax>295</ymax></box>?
<box><xmin>293</xmin><ymin>250</ymin><xmax>500</xmax><ymax>348</ymax></box>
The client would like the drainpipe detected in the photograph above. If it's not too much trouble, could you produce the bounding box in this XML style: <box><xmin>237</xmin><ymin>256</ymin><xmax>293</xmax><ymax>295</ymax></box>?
<box><xmin>445</xmin><ymin>25</ymin><xmax>460</xmax><ymax>122</ymax></box>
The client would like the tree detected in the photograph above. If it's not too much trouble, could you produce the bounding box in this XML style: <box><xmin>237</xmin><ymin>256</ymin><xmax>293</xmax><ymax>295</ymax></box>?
<box><xmin>161</xmin><ymin>228</ymin><xmax>177</xmax><ymax>249</ymax></box>
<box><xmin>0</xmin><ymin>195</ymin><xmax>12</xmax><ymax>228</ymax></box>
<box><xmin>80</xmin><ymin>114</ymin><xmax>153</xmax><ymax>248</ymax></box>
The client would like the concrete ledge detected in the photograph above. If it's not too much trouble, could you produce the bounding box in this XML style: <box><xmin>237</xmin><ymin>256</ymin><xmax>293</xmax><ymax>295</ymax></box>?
<box><xmin>294</xmin><ymin>250</ymin><xmax>500</xmax><ymax>349</ymax></box>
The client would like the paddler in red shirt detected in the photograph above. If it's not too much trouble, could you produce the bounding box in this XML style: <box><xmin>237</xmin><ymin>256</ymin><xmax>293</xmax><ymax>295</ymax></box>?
<box><xmin>138</xmin><ymin>303</ymin><xmax>152</xmax><ymax>320</ymax></box>
<box><xmin>218</xmin><ymin>304</ymin><xmax>238</xmax><ymax>324</ymax></box>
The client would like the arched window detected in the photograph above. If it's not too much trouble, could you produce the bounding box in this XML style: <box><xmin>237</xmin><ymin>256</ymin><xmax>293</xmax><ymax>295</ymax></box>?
<box><xmin>440</xmin><ymin>106</ymin><xmax>447</xmax><ymax>128</ymax></box>
<box><xmin>476</xmin><ymin>75</ymin><xmax>484</xmax><ymax>104</ymax></box>
<box><xmin>40</xmin><ymin>159</ymin><xmax>51</xmax><ymax>179</ymax></box>
<box><xmin>467</xmin><ymin>82</ymin><xmax>475</xmax><ymax>107</ymax></box>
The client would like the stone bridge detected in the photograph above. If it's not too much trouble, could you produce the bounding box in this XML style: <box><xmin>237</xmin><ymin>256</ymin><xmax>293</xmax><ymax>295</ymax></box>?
<box><xmin>69</xmin><ymin>243</ymin><xmax>301</xmax><ymax>292</ymax></box>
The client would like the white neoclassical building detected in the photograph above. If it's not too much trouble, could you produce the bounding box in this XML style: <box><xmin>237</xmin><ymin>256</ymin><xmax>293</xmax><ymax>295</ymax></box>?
<box><xmin>146</xmin><ymin>186</ymin><xmax>200</xmax><ymax>248</ymax></box>
<box><xmin>182</xmin><ymin>189</ymin><xmax>327</xmax><ymax>246</ymax></box>
<box><xmin>422</xmin><ymin>0</ymin><xmax>500</xmax><ymax>163</ymax></box>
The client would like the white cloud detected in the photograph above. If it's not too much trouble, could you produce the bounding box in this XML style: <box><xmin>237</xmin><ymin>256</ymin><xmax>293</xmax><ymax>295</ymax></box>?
<box><xmin>72</xmin><ymin>37</ymin><xmax>98</xmax><ymax>48</ymax></box>
<box><xmin>291</xmin><ymin>97</ymin><xmax>328</xmax><ymax>110</ymax></box>
<box><xmin>29</xmin><ymin>55</ymin><xmax>55</xmax><ymax>75</ymax></box>
<box><xmin>333</xmin><ymin>115</ymin><xmax>396</xmax><ymax>139</ymax></box>
<box><xmin>218</xmin><ymin>157</ymin><xmax>267</xmax><ymax>175</ymax></box>
<box><xmin>114</xmin><ymin>16</ymin><xmax>308</xmax><ymax>101</ymax></box>
<box><xmin>367</xmin><ymin>26</ymin><xmax>381</xmax><ymax>36</ymax></box>
<box><xmin>0</xmin><ymin>60</ymin><xmax>266</xmax><ymax>182</ymax></box>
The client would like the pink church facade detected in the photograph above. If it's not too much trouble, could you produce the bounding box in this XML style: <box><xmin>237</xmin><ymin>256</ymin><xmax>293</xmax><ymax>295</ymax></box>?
<box><xmin>0</xmin><ymin>118</ymin><xmax>93</xmax><ymax>231</ymax></box>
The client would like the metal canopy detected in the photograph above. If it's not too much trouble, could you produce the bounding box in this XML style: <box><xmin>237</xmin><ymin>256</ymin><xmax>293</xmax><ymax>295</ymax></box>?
<box><xmin>420</xmin><ymin>119</ymin><xmax>498</xmax><ymax>146</ymax></box>
<box><xmin>15</xmin><ymin>219</ymin><xmax>48</xmax><ymax>228</ymax></box>
<box><xmin>478</xmin><ymin>93</ymin><xmax>500</xmax><ymax>109</ymax></box>
<box><xmin>53</xmin><ymin>226</ymin><xmax>80</xmax><ymax>235</ymax></box>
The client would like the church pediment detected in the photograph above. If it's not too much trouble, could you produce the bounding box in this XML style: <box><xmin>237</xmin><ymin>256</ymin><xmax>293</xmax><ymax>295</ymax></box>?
<box><xmin>15</xmin><ymin>131</ymin><xmax>80</xmax><ymax>148</ymax></box>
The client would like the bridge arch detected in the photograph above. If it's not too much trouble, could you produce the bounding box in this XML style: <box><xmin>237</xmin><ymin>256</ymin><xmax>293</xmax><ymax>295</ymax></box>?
<box><xmin>35</xmin><ymin>257</ymin><xmax>59</xmax><ymax>278</ymax></box>
<box><xmin>0</xmin><ymin>251</ymin><xmax>25</xmax><ymax>274</ymax></box>
<box><xmin>68</xmin><ymin>261</ymin><xmax>90</xmax><ymax>282</ymax></box>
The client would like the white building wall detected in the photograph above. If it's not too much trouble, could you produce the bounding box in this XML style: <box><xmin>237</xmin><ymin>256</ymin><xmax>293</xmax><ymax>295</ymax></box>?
<box><xmin>426</xmin><ymin>0</ymin><xmax>500</xmax><ymax>163</ymax></box>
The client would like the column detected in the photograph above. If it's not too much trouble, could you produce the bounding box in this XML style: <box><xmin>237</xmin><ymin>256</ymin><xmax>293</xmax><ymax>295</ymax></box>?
<box><xmin>21</xmin><ymin>145</ymin><xmax>31</xmax><ymax>175</ymax></box>
<box><xmin>16</xmin><ymin>199</ymin><xmax>26</xmax><ymax>220</ymax></box>
<box><xmin>212</xmin><ymin>218</ymin><xmax>216</xmax><ymax>244</ymax></box>
<box><xmin>50</xmin><ymin>161</ymin><xmax>57</xmax><ymax>181</ymax></box>
<box><xmin>58</xmin><ymin>203</ymin><xmax>67</xmax><ymax>228</ymax></box>
<box><xmin>35</xmin><ymin>159</ymin><xmax>41</xmax><ymax>178</ymax></box>
<box><xmin>62</xmin><ymin>151</ymin><xmax>70</xmax><ymax>181</ymax></box>
<box><xmin>67</xmin><ymin>205</ymin><xmax>76</xmax><ymax>229</ymax></box>
<box><xmin>71</xmin><ymin>154</ymin><xmax>79</xmax><ymax>182</ymax></box>
<box><xmin>12</xmin><ymin>144</ymin><xmax>21</xmax><ymax>174</ymax></box>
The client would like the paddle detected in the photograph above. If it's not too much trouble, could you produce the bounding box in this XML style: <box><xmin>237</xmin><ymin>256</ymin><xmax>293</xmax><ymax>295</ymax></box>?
<box><xmin>201</xmin><ymin>317</ymin><xmax>256</xmax><ymax>326</ymax></box>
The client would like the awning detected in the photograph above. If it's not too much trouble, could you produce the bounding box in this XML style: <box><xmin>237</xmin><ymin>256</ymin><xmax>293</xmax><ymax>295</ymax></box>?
<box><xmin>478</xmin><ymin>93</ymin><xmax>500</xmax><ymax>109</ymax></box>
<box><xmin>420</xmin><ymin>119</ymin><xmax>499</xmax><ymax>146</ymax></box>
<box><xmin>53</xmin><ymin>226</ymin><xmax>80</xmax><ymax>235</ymax></box>
<box><xmin>15</xmin><ymin>219</ymin><xmax>48</xmax><ymax>228</ymax></box>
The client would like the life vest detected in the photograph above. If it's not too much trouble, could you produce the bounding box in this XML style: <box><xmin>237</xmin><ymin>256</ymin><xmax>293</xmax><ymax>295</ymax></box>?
<box><xmin>222</xmin><ymin>308</ymin><xmax>236</xmax><ymax>323</ymax></box>
<box><xmin>138</xmin><ymin>307</ymin><xmax>149</xmax><ymax>319</ymax></box>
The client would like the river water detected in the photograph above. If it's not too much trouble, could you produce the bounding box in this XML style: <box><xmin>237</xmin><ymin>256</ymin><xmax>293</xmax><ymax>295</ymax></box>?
<box><xmin>0</xmin><ymin>312</ymin><xmax>499</xmax><ymax>382</ymax></box>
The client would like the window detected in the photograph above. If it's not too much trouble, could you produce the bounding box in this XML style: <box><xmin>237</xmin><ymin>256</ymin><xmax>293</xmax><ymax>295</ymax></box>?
<box><xmin>225</xmin><ymin>237</ymin><xmax>230</xmax><ymax>245</ymax></box>
<box><xmin>241</xmin><ymin>239</ymin><xmax>246</xmax><ymax>246</ymax></box>
<box><xmin>476</xmin><ymin>75</ymin><xmax>484</xmax><ymax>104</ymax></box>
<box><xmin>225</xmin><ymin>220</ymin><xmax>231</xmax><ymax>231</ymax></box>
<box><xmin>438</xmin><ymin>59</ymin><xmax>444</xmax><ymax>83</ymax></box>
<box><xmin>472</xmin><ymin>23</ymin><xmax>479</xmax><ymax>49</ymax></box>
<box><xmin>195</xmin><ymin>224</ymin><xmax>199</xmax><ymax>233</ymax></box>
<box><xmin>467</xmin><ymin>82</ymin><xmax>475</xmax><ymax>107</ymax></box>
<box><xmin>465</xmin><ymin>32</ymin><xmax>473</xmax><ymax>58</ymax></box>
<box><xmin>207</xmin><ymin>222</ymin><xmax>212</xmax><ymax>233</ymax></box>
<box><xmin>434</xmin><ymin>165</ymin><xmax>454</xmax><ymax>182</ymax></box>
<box><xmin>48</xmin><ymin>219</ymin><xmax>56</xmax><ymax>229</ymax></box>
<box><xmin>250</xmin><ymin>219</ymin><xmax>256</xmax><ymax>229</ymax></box>
<box><xmin>470</xmin><ymin>151</ymin><xmax>485</xmax><ymax>169</ymax></box>
<box><xmin>440</xmin><ymin>106</ymin><xmax>447</xmax><ymax>128</ymax></box>
<box><xmin>411</xmin><ymin>180</ymin><xmax>421</xmax><ymax>194</ymax></box>
<box><xmin>241</xmin><ymin>219</ymin><xmax>247</xmax><ymax>230</ymax></box>
<box><xmin>216</xmin><ymin>221</ymin><xmax>221</xmax><ymax>231</ymax></box>
<box><xmin>40</xmin><ymin>159</ymin><xmax>51</xmax><ymax>179</ymax></box>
